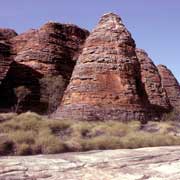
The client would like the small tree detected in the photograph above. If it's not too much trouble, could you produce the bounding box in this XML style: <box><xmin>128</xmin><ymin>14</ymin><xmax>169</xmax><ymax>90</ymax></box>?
<box><xmin>40</xmin><ymin>75</ymin><xmax>66</xmax><ymax>116</ymax></box>
<box><xmin>14</xmin><ymin>86</ymin><xmax>31</xmax><ymax>113</ymax></box>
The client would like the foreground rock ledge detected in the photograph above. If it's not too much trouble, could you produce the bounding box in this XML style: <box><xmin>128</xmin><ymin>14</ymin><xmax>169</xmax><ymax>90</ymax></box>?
<box><xmin>1</xmin><ymin>146</ymin><xmax>180</xmax><ymax>180</ymax></box>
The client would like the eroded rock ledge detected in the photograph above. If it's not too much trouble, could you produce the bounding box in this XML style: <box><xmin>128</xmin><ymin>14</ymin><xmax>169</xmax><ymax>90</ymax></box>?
<box><xmin>1</xmin><ymin>146</ymin><xmax>180</xmax><ymax>180</ymax></box>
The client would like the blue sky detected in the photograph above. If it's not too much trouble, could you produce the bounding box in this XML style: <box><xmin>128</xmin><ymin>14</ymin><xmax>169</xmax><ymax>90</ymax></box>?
<box><xmin>0</xmin><ymin>0</ymin><xmax>180</xmax><ymax>81</ymax></box>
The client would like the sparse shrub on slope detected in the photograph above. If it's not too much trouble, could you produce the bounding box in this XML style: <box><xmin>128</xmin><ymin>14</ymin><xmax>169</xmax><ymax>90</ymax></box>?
<box><xmin>14</xmin><ymin>86</ymin><xmax>31</xmax><ymax>113</ymax></box>
<box><xmin>40</xmin><ymin>74</ymin><xmax>66</xmax><ymax>116</ymax></box>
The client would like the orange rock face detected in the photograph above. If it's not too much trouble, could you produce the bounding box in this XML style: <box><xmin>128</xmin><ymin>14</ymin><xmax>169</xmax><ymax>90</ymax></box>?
<box><xmin>10</xmin><ymin>29</ymin><xmax>37</xmax><ymax>54</ymax></box>
<box><xmin>0</xmin><ymin>23</ymin><xmax>89</xmax><ymax>112</ymax></box>
<box><xmin>12</xmin><ymin>23</ymin><xmax>89</xmax><ymax>79</ymax></box>
<box><xmin>136</xmin><ymin>49</ymin><xmax>171</xmax><ymax>114</ymax></box>
<box><xmin>54</xmin><ymin>13</ymin><xmax>149</xmax><ymax>121</ymax></box>
<box><xmin>157</xmin><ymin>65</ymin><xmax>180</xmax><ymax>108</ymax></box>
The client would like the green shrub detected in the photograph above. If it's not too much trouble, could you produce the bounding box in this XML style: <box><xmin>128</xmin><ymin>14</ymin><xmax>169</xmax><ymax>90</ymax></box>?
<box><xmin>14</xmin><ymin>86</ymin><xmax>31</xmax><ymax>113</ymax></box>
<box><xmin>40</xmin><ymin>75</ymin><xmax>66</xmax><ymax>115</ymax></box>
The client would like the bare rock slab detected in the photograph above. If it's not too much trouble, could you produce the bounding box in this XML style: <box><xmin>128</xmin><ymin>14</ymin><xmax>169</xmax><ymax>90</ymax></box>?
<box><xmin>1</xmin><ymin>146</ymin><xmax>180</xmax><ymax>180</ymax></box>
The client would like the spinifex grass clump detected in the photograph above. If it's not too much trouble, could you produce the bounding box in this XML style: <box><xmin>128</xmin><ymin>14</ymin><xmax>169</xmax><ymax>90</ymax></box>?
<box><xmin>0</xmin><ymin>112</ymin><xmax>180</xmax><ymax>155</ymax></box>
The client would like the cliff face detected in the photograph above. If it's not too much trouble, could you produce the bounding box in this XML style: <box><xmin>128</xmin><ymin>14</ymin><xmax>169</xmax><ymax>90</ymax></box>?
<box><xmin>54</xmin><ymin>13</ymin><xmax>178</xmax><ymax>121</ymax></box>
<box><xmin>157</xmin><ymin>65</ymin><xmax>180</xmax><ymax>108</ymax></box>
<box><xmin>136</xmin><ymin>49</ymin><xmax>171</xmax><ymax>114</ymax></box>
<box><xmin>0</xmin><ymin>23</ymin><xmax>89</xmax><ymax>112</ymax></box>
<box><xmin>0</xmin><ymin>13</ymin><xmax>179</xmax><ymax>120</ymax></box>
<box><xmin>11</xmin><ymin>23</ymin><xmax>89</xmax><ymax>79</ymax></box>
<box><xmin>55</xmin><ymin>13</ymin><xmax>149</xmax><ymax>121</ymax></box>
<box><xmin>0</xmin><ymin>28</ymin><xmax>17</xmax><ymax>84</ymax></box>
<box><xmin>0</xmin><ymin>42</ymin><xmax>13</xmax><ymax>83</ymax></box>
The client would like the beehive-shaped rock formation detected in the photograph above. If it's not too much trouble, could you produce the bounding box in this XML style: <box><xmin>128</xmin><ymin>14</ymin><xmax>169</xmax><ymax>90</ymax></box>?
<box><xmin>0</xmin><ymin>13</ymin><xmax>179</xmax><ymax>119</ymax></box>
<box><xmin>0</xmin><ymin>23</ymin><xmax>89</xmax><ymax>112</ymax></box>
<box><xmin>157</xmin><ymin>65</ymin><xmax>180</xmax><ymax>108</ymax></box>
<box><xmin>55</xmin><ymin>13</ymin><xmax>149</xmax><ymax>121</ymax></box>
<box><xmin>136</xmin><ymin>49</ymin><xmax>170</xmax><ymax>113</ymax></box>
<box><xmin>12</xmin><ymin>23</ymin><xmax>89</xmax><ymax>80</ymax></box>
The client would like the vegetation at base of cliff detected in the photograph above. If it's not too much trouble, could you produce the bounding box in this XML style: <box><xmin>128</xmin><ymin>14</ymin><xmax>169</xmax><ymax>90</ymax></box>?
<box><xmin>40</xmin><ymin>74</ymin><xmax>66</xmax><ymax>115</ymax></box>
<box><xmin>0</xmin><ymin>112</ymin><xmax>180</xmax><ymax>155</ymax></box>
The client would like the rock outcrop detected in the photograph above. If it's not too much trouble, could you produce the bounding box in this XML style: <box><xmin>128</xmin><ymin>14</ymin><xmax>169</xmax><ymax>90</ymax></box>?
<box><xmin>10</xmin><ymin>29</ymin><xmax>37</xmax><ymax>54</ymax></box>
<box><xmin>0</xmin><ymin>13</ymin><xmax>179</xmax><ymax>120</ymax></box>
<box><xmin>0</xmin><ymin>28</ymin><xmax>17</xmax><ymax>41</ymax></box>
<box><xmin>55</xmin><ymin>13</ymin><xmax>149</xmax><ymax>121</ymax></box>
<box><xmin>157</xmin><ymin>65</ymin><xmax>180</xmax><ymax>108</ymax></box>
<box><xmin>0</xmin><ymin>29</ymin><xmax>17</xmax><ymax>84</ymax></box>
<box><xmin>0</xmin><ymin>23</ymin><xmax>89</xmax><ymax>112</ymax></box>
<box><xmin>0</xmin><ymin>42</ymin><xmax>13</xmax><ymax>84</ymax></box>
<box><xmin>1</xmin><ymin>146</ymin><xmax>180</xmax><ymax>180</ymax></box>
<box><xmin>136</xmin><ymin>49</ymin><xmax>171</xmax><ymax>115</ymax></box>
<box><xmin>0</xmin><ymin>29</ymin><xmax>17</xmax><ymax>110</ymax></box>
<box><xmin>12</xmin><ymin>22</ymin><xmax>89</xmax><ymax>79</ymax></box>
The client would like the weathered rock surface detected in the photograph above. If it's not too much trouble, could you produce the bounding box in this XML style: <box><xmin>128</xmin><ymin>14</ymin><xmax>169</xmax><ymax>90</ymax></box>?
<box><xmin>136</xmin><ymin>49</ymin><xmax>171</xmax><ymax>116</ymax></box>
<box><xmin>13</xmin><ymin>22</ymin><xmax>89</xmax><ymax>79</ymax></box>
<box><xmin>157</xmin><ymin>65</ymin><xmax>180</xmax><ymax>108</ymax></box>
<box><xmin>0</xmin><ymin>23</ymin><xmax>89</xmax><ymax>112</ymax></box>
<box><xmin>0</xmin><ymin>28</ymin><xmax>17</xmax><ymax>41</ymax></box>
<box><xmin>55</xmin><ymin>13</ymin><xmax>149</xmax><ymax>121</ymax></box>
<box><xmin>10</xmin><ymin>29</ymin><xmax>37</xmax><ymax>54</ymax></box>
<box><xmin>0</xmin><ymin>28</ymin><xmax>17</xmax><ymax>84</ymax></box>
<box><xmin>0</xmin><ymin>42</ymin><xmax>13</xmax><ymax>84</ymax></box>
<box><xmin>1</xmin><ymin>146</ymin><xmax>180</xmax><ymax>180</ymax></box>
<box><xmin>0</xmin><ymin>29</ymin><xmax>16</xmax><ymax>110</ymax></box>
